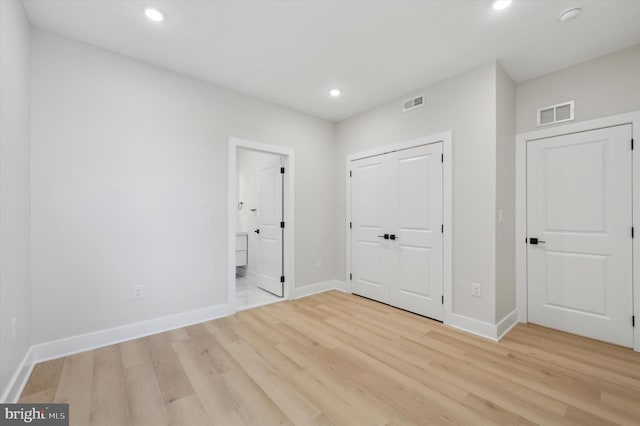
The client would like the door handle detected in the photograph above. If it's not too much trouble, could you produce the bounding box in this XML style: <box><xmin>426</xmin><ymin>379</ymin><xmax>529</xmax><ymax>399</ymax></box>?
<box><xmin>377</xmin><ymin>234</ymin><xmax>389</xmax><ymax>240</ymax></box>
<box><xmin>389</xmin><ymin>234</ymin><xmax>397</xmax><ymax>240</ymax></box>
<box><xmin>529</xmin><ymin>237</ymin><xmax>545</xmax><ymax>245</ymax></box>
<box><xmin>254</xmin><ymin>229</ymin><xmax>260</xmax><ymax>234</ymax></box>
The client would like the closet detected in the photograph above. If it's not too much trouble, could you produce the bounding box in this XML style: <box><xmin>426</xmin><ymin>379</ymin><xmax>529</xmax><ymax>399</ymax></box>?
<box><xmin>350</xmin><ymin>142</ymin><xmax>444</xmax><ymax>320</ymax></box>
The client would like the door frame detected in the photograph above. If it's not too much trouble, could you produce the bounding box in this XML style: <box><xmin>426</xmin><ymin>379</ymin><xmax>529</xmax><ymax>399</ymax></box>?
<box><xmin>515</xmin><ymin>111</ymin><xmax>640</xmax><ymax>351</ymax></box>
<box><xmin>228</xmin><ymin>137</ymin><xmax>295</xmax><ymax>312</ymax></box>
<box><xmin>345</xmin><ymin>131</ymin><xmax>453</xmax><ymax>324</ymax></box>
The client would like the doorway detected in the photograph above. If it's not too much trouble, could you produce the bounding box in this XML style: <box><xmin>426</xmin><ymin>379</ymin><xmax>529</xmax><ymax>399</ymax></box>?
<box><xmin>516</xmin><ymin>111</ymin><xmax>640</xmax><ymax>351</ymax></box>
<box><xmin>228</xmin><ymin>138</ymin><xmax>295</xmax><ymax>312</ymax></box>
<box><xmin>346</xmin><ymin>132</ymin><xmax>453</xmax><ymax>324</ymax></box>
<box><xmin>526</xmin><ymin>125</ymin><xmax>633</xmax><ymax>347</ymax></box>
<box><xmin>351</xmin><ymin>142</ymin><xmax>444</xmax><ymax>320</ymax></box>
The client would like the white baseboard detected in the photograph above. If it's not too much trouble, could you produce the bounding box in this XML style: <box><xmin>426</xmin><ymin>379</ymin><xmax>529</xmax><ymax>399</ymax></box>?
<box><xmin>0</xmin><ymin>347</ymin><xmax>35</xmax><ymax>403</ymax></box>
<box><xmin>32</xmin><ymin>303</ymin><xmax>233</xmax><ymax>364</ymax></box>
<box><xmin>447</xmin><ymin>309</ymin><xmax>518</xmax><ymax>342</ymax></box>
<box><xmin>292</xmin><ymin>280</ymin><xmax>346</xmax><ymax>299</ymax></box>
<box><xmin>447</xmin><ymin>313</ymin><xmax>500</xmax><ymax>341</ymax></box>
<box><xmin>496</xmin><ymin>309</ymin><xmax>519</xmax><ymax>340</ymax></box>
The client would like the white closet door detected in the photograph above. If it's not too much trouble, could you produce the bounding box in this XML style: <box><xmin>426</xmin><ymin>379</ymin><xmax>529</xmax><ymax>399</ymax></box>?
<box><xmin>351</xmin><ymin>143</ymin><xmax>444</xmax><ymax>320</ymax></box>
<box><xmin>389</xmin><ymin>144</ymin><xmax>443</xmax><ymax>320</ymax></box>
<box><xmin>351</xmin><ymin>156</ymin><xmax>390</xmax><ymax>303</ymax></box>
<box><xmin>257</xmin><ymin>158</ymin><xmax>284</xmax><ymax>297</ymax></box>
<box><xmin>527</xmin><ymin>124</ymin><xmax>633</xmax><ymax>347</ymax></box>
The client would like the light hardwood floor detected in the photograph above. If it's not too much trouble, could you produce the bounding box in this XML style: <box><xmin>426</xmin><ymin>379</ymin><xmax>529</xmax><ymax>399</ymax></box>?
<box><xmin>20</xmin><ymin>290</ymin><xmax>640</xmax><ymax>425</ymax></box>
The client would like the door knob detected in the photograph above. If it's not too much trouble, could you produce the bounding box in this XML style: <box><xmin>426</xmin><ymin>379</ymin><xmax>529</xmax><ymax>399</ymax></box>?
<box><xmin>254</xmin><ymin>229</ymin><xmax>260</xmax><ymax>234</ymax></box>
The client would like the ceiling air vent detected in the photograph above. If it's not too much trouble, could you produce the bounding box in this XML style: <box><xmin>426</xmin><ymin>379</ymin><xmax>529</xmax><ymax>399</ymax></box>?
<box><xmin>403</xmin><ymin>94</ymin><xmax>425</xmax><ymax>112</ymax></box>
<box><xmin>537</xmin><ymin>101</ymin><xmax>574</xmax><ymax>127</ymax></box>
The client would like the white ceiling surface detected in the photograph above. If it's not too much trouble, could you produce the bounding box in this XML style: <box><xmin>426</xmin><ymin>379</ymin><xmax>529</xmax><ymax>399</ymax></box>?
<box><xmin>22</xmin><ymin>1</ymin><xmax>640</xmax><ymax>122</ymax></box>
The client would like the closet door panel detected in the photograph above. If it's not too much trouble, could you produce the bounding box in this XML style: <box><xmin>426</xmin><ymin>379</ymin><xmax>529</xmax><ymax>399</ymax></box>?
<box><xmin>389</xmin><ymin>143</ymin><xmax>444</xmax><ymax>320</ymax></box>
<box><xmin>351</xmin><ymin>156</ymin><xmax>391</xmax><ymax>303</ymax></box>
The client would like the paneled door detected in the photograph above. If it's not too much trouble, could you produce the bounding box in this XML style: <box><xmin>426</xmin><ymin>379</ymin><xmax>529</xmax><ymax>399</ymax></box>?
<box><xmin>351</xmin><ymin>143</ymin><xmax>443</xmax><ymax>320</ymax></box>
<box><xmin>527</xmin><ymin>124</ymin><xmax>633</xmax><ymax>347</ymax></box>
<box><xmin>257</xmin><ymin>157</ymin><xmax>284</xmax><ymax>297</ymax></box>
<box><xmin>388</xmin><ymin>145</ymin><xmax>443</xmax><ymax>318</ymax></box>
<box><xmin>351</xmin><ymin>155</ymin><xmax>389</xmax><ymax>303</ymax></box>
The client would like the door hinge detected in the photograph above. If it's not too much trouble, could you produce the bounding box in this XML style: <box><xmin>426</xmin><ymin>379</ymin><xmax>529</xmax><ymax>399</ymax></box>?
<box><xmin>280</xmin><ymin>221</ymin><xmax>285</xmax><ymax>228</ymax></box>
<box><xmin>349</xmin><ymin>170</ymin><xmax>352</xmax><ymax>178</ymax></box>
<box><xmin>349</xmin><ymin>221</ymin><xmax>352</xmax><ymax>229</ymax></box>
<box><xmin>632</xmin><ymin>139</ymin><xmax>634</xmax><ymax>150</ymax></box>
<box><xmin>441</xmin><ymin>224</ymin><xmax>444</xmax><ymax>233</ymax></box>
<box><xmin>441</xmin><ymin>154</ymin><xmax>444</xmax><ymax>163</ymax></box>
<box><xmin>280</xmin><ymin>276</ymin><xmax>285</xmax><ymax>283</ymax></box>
<box><xmin>633</xmin><ymin>227</ymin><xmax>635</xmax><ymax>238</ymax></box>
<box><xmin>280</xmin><ymin>167</ymin><xmax>285</xmax><ymax>174</ymax></box>
<box><xmin>633</xmin><ymin>315</ymin><xmax>635</xmax><ymax>327</ymax></box>
<box><xmin>441</xmin><ymin>295</ymin><xmax>444</xmax><ymax>305</ymax></box>
<box><xmin>349</xmin><ymin>273</ymin><xmax>352</xmax><ymax>281</ymax></box>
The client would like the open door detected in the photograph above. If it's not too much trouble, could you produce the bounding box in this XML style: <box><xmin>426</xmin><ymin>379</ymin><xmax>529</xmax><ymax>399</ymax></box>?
<box><xmin>256</xmin><ymin>156</ymin><xmax>284</xmax><ymax>297</ymax></box>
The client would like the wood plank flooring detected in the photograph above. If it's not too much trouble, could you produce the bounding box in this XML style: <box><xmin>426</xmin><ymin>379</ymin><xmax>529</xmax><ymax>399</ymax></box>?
<box><xmin>20</xmin><ymin>290</ymin><xmax>640</xmax><ymax>425</ymax></box>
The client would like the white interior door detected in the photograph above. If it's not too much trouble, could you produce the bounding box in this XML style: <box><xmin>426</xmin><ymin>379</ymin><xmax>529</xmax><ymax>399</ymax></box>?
<box><xmin>389</xmin><ymin>144</ymin><xmax>443</xmax><ymax>319</ymax></box>
<box><xmin>257</xmin><ymin>157</ymin><xmax>284</xmax><ymax>297</ymax></box>
<box><xmin>351</xmin><ymin>143</ymin><xmax>443</xmax><ymax>320</ymax></box>
<box><xmin>527</xmin><ymin>124</ymin><xmax>633</xmax><ymax>347</ymax></box>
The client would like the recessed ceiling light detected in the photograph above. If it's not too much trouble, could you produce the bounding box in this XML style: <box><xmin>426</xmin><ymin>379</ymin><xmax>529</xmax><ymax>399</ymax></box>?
<box><xmin>559</xmin><ymin>7</ymin><xmax>582</xmax><ymax>23</ymax></box>
<box><xmin>492</xmin><ymin>0</ymin><xmax>512</xmax><ymax>11</ymax></box>
<box><xmin>329</xmin><ymin>89</ymin><xmax>341</xmax><ymax>97</ymax></box>
<box><xmin>145</xmin><ymin>8</ymin><xmax>164</xmax><ymax>22</ymax></box>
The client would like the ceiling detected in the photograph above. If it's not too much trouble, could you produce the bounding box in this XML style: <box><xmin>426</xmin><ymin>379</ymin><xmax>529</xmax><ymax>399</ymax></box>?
<box><xmin>22</xmin><ymin>0</ymin><xmax>640</xmax><ymax>122</ymax></box>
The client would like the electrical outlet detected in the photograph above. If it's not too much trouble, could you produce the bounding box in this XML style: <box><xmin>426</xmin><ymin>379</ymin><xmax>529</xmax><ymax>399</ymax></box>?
<box><xmin>133</xmin><ymin>285</ymin><xmax>144</xmax><ymax>299</ymax></box>
<box><xmin>11</xmin><ymin>318</ymin><xmax>16</xmax><ymax>340</ymax></box>
<box><xmin>471</xmin><ymin>283</ymin><xmax>482</xmax><ymax>297</ymax></box>
<box><xmin>316</xmin><ymin>258</ymin><xmax>323</xmax><ymax>269</ymax></box>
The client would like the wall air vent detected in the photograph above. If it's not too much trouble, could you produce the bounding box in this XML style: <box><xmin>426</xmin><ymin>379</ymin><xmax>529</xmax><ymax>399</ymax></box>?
<box><xmin>403</xmin><ymin>94</ymin><xmax>425</xmax><ymax>112</ymax></box>
<box><xmin>537</xmin><ymin>100</ymin><xmax>574</xmax><ymax>127</ymax></box>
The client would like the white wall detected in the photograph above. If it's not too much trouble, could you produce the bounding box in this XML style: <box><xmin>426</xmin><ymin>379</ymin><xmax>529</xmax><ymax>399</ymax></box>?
<box><xmin>495</xmin><ymin>63</ymin><xmax>516</xmax><ymax>322</ymax></box>
<box><xmin>31</xmin><ymin>30</ymin><xmax>336</xmax><ymax>345</ymax></box>
<box><xmin>516</xmin><ymin>44</ymin><xmax>640</xmax><ymax>134</ymax></box>
<box><xmin>336</xmin><ymin>62</ymin><xmax>498</xmax><ymax>323</ymax></box>
<box><xmin>0</xmin><ymin>0</ymin><xmax>32</xmax><ymax>398</ymax></box>
<box><xmin>236</xmin><ymin>149</ymin><xmax>283</xmax><ymax>277</ymax></box>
